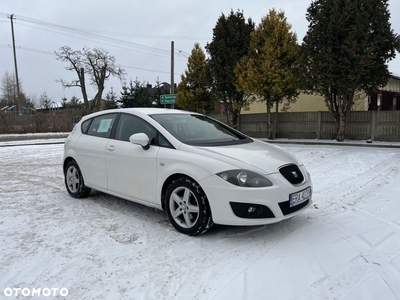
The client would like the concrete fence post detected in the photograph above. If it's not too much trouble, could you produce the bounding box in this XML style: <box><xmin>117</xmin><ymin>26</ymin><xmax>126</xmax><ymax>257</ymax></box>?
<box><xmin>371</xmin><ymin>110</ymin><xmax>376</xmax><ymax>141</ymax></box>
<box><xmin>317</xmin><ymin>111</ymin><xmax>322</xmax><ymax>139</ymax></box>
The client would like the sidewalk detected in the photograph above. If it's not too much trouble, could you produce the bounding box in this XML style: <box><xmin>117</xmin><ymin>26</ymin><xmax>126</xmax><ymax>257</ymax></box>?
<box><xmin>0</xmin><ymin>133</ymin><xmax>69</xmax><ymax>147</ymax></box>
<box><xmin>1</xmin><ymin>133</ymin><xmax>400</xmax><ymax>148</ymax></box>
<box><xmin>261</xmin><ymin>138</ymin><xmax>400</xmax><ymax>148</ymax></box>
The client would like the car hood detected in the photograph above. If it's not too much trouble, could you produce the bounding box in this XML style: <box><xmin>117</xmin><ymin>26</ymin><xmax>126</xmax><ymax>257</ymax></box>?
<box><xmin>179</xmin><ymin>139</ymin><xmax>300</xmax><ymax>174</ymax></box>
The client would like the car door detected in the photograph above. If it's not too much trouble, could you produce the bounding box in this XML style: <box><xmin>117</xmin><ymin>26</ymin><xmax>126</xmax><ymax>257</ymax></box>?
<box><xmin>74</xmin><ymin>113</ymin><xmax>117</xmax><ymax>190</ymax></box>
<box><xmin>105</xmin><ymin>113</ymin><xmax>159</xmax><ymax>203</ymax></box>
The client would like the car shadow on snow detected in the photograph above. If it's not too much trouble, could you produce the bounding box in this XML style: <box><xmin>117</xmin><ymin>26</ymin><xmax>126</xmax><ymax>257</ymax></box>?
<box><xmin>82</xmin><ymin>190</ymin><xmax>311</xmax><ymax>239</ymax></box>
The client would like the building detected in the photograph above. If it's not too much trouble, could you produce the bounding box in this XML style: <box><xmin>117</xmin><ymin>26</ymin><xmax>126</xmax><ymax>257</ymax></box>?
<box><xmin>368</xmin><ymin>74</ymin><xmax>400</xmax><ymax>111</ymax></box>
<box><xmin>242</xmin><ymin>73</ymin><xmax>400</xmax><ymax>114</ymax></box>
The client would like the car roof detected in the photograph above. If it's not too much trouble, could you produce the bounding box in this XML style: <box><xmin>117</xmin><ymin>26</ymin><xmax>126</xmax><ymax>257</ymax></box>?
<box><xmin>120</xmin><ymin>107</ymin><xmax>198</xmax><ymax>116</ymax></box>
<box><xmin>80</xmin><ymin>107</ymin><xmax>200</xmax><ymax>122</ymax></box>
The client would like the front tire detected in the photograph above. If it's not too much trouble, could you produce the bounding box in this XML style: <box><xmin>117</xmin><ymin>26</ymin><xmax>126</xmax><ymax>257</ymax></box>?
<box><xmin>64</xmin><ymin>160</ymin><xmax>91</xmax><ymax>198</ymax></box>
<box><xmin>165</xmin><ymin>177</ymin><xmax>213</xmax><ymax>236</ymax></box>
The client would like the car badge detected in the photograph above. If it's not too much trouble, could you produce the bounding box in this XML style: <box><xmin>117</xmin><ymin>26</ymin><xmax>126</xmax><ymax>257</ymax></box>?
<box><xmin>292</xmin><ymin>171</ymin><xmax>298</xmax><ymax>178</ymax></box>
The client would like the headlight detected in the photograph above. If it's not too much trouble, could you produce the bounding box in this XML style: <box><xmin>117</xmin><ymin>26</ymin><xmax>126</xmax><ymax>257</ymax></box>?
<box><xmin>217</xmin><ymin>170</ymin><xmax>273</xmax><ymax>187</ymax></box>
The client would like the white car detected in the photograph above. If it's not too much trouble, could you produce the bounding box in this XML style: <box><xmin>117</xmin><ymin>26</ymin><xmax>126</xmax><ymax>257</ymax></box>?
<box><xmin>63</xmin><ymin>108</ymin><xmax>312</xmax><ymax>235</ymax></box>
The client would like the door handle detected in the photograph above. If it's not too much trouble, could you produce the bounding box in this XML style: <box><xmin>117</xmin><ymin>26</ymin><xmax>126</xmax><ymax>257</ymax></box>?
<box><xmin>107</xmin><ymin>145</ymin><xmax>115</xmax><ymax>152</ymax></box>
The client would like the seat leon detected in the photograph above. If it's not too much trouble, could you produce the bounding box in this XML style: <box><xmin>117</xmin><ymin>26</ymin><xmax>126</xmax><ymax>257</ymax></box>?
<box><xmin>63</xmin><ymin>108</ymin><xmax>312</xmax><ymax>235</ymax></box>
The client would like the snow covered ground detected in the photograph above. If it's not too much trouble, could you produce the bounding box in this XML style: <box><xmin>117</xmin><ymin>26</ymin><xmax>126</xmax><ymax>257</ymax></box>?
<box><xmin>1</xmin><ymin>141</ymin><xmax>400</xmax><ymax>300</ymax></box>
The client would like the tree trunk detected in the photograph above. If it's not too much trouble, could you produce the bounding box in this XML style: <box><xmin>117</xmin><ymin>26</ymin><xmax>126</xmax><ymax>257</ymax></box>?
<box><xmin>95</xmin><ymin>87</ymin><xmax>104</xmax><ymax>111</ymax></box>
<box><xmin>94</xmin><ymin>66</ymin><xmax>107</xmax><ymax>111</ymax></box>
<box><xmin>237</xmin><ymin>108</ymin><xmax>241</xmax><ymax>131</ymax></box>
<box><xmin>79</xmin><ymin>68</ymin><xmax>89</xmax><ymax>110</ymax></box>
<box><xmin>266</xmin><ymin>99</ymin><xmax>271</xmax><ymax>139</ymax></box>
<box><xmin>230</xmin><ymin>108</ymin><xmax>240</xmax><ymax>130</ymax></box>
<box><xmin>224</xmin><ymin>103</ymin><xmax>231</xmax><ymax>126</ymax></box>
<box><xmin>336</xmin><ymin>111</ymin><xmax>347</xmax><ymax>142</ymax></box>
<box><xmin>272</xmin><ymin>101</ymin><xmax>278</xmax><ymax>139</ymax></box>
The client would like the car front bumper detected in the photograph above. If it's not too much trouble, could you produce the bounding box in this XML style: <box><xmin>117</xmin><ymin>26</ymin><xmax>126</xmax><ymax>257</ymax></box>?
<box><xmin>199</xmin><ymin>169</ymin><xmax>312</xmax><ymax>226</ymax></box>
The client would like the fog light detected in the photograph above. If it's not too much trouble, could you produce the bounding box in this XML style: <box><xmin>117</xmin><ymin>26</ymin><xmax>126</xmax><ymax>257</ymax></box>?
<box><xmin>248</xmin><ymin>206</ymin><xmax>257</xmax><ymax>214</ymax></box>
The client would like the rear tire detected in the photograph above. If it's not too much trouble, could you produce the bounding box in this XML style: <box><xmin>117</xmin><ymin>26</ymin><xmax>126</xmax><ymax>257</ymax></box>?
<box><xmin>165</xmin><ymin>177</ymin><xmax>213</xmax><ymax>236</ymax></box>
<box><xmin>64</xmin><ymin>160</ymin><xmax>91</xmax><ymax>198</ymax></box>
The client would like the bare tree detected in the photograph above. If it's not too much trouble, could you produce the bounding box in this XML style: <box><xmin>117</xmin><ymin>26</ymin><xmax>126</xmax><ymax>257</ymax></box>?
<box><xmin>1</xmin><ymin>71</ymin><xmax>21</xmax><ymax>106</ymax></box>
<box><xmin>55</xmin><ymin>46</ymin><xmax>125</xmax><ymax>111</ymax></box>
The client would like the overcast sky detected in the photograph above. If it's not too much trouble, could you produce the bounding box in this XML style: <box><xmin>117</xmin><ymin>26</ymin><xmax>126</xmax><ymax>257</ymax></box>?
<box><xmin>1</xmin><ymin>0</ymin><xmax>400</xmax><ymax>105</ymax></box>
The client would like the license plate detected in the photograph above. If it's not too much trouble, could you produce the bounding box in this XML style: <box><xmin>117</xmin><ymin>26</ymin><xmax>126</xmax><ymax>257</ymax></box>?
<box><xmin>289</xmin><ymin>187</ymin><xmax>311</xmax><ymax>207</ymax></box>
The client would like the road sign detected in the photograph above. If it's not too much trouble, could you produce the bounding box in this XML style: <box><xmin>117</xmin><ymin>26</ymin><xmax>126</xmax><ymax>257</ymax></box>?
<box><xmin>160</xmin><ymin>94</ymin><xmax>176</xmax><ymax>104</ymax></box>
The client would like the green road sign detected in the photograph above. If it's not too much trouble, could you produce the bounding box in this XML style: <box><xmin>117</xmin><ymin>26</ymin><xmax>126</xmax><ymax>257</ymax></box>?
<box><xmin>160</xmin><ymin>94</ymin><xmax>176</xmax><ymax>104</ymax></box>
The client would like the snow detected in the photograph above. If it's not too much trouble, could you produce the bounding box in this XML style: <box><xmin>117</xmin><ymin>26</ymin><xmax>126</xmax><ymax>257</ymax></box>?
<box><xmin>1</xmin><ymin>141</ymin><xmax>400</xmax><ymax>299</ymax></box>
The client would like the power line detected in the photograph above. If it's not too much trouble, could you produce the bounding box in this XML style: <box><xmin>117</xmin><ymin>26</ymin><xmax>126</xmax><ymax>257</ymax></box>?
<box><xmin>1</xmin><ymin>44</ymin><xmax>183</xmax><ymax>76</ymax></box>
<box><xmin>7</xmin><ymin>13</ymin><xmax>209</xmax><ymax>41</ymax></box>
<box><xmin>0</xmin><ymin>44</ymin><xmax>55</xmax><ymax>55</ymax></box>
<box><xmin>2</xmin><ymin>13</ymin><xmax>194</xmax><ymax>65</ymax></box>
<box><xmin>70</xmin><ymin>28</ymin><xmax>210</xmax><ymax>41</ymax></box>
<box><xmin>14</xmin><ymin>15</ymin><xmax>183</xmax><ymax>56</ymax></box>
<box><xmin>19</xmin><ymin>46</ymin><xmax>55</xmax><ymax>56</ymax></box>
<box><xmin>121</xmin><ymin>64</ymin><xmax>181</xmax><ymax>76</ymax></box>
<box><xmin>15</xmin><ymin>21</ymin><xmax>188</xmax><ymax>61</ymax></box>
<box><xmin>15</xmin><ymin>20</ymin><xmax>169</xmax><ymax>55</ymax></box>
<box><xmin>15</xmin><ymin>22</ymin><xmax>184</xmax><ymax>61</ymax></box>
<box><xmin>1</xmin><ymin>13</ymin><xmax>190</xmax><ymax>85</ymax></box>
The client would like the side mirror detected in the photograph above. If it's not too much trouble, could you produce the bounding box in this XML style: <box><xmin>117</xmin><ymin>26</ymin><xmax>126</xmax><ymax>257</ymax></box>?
<box><xmin>129</xmin><ymin>133</ymin><xmax>150</xmax><ymax>150</ymax></box>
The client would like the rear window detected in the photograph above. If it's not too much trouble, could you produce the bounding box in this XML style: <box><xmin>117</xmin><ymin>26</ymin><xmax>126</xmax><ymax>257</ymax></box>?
<box><xmin>86</xmin><ymin>114</ymin><xmax>117</xmax><ymax>138</ymax></box>
<box><xmin>81</xmin><ymin>119</ymin><xmax>92</xmax><ymax>134</ymax></box>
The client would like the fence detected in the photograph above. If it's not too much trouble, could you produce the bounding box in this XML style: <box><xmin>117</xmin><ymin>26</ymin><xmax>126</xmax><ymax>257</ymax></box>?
<box><xmin>212</xmin><ymin>111</ymin><xmax>400</xmax><ymax>142</ymax></box>
<box><xmin>1</xmin><ymin>109</ymin><xmax>399</xmax><ymax>142</ymax></box>
<box><xmin>0</xmin><ymin>109</ymin><xmax>88</xmax><ymax>134</ymax></box>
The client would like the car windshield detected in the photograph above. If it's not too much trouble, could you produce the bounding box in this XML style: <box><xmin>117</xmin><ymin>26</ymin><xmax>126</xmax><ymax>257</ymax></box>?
<box><xmin>151</xmin><ymin>114</ymin><xmax>251</xmax><ymax>146</ymax></box>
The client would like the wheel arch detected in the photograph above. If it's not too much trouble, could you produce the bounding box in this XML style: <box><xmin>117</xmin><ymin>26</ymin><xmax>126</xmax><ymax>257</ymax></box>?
<box><xmin>161</xmin><ymin>173</ymin><xmax>201</xmax><ymax>211</ymax></box>
<box><xmin>63</xmin><ymin>156</ymin><xmax>76</xmax><ymax>173</ymax></box>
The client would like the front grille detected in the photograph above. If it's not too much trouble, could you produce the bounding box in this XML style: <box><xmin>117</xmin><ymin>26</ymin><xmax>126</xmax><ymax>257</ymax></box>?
<box><xmin>278</xmin><ymin>200</ymin><xmax>309</xmax><ymax>216</ymax></box>
<box><xmin>279</xmin><ymin>164</ymin><xmax>304</xmax><ymax>185</ymax></box>
<box><xmin>230</xmin><ymin>202</ymin><xmax>275</xmax><ymax>219</ymax></box>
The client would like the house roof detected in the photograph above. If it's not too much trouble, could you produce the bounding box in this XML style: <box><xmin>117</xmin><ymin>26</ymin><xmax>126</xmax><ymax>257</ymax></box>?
<box><xmin>390</xmin><ymin>73</ymin><xmax>400</xmax><ymax>80</ymax></box>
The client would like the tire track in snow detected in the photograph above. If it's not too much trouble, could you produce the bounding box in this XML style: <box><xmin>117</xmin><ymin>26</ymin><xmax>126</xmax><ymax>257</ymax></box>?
<box><xmin>310</xmin><ymin>150</ymin><xmax>399</xmax><ymax>215</ymax></box>
<box><xmin>208</xmin><ymin>223</ymin><xmax>304</xmax><ymax>300</ymax></box>
<box><xmin>305</xmin><ymin>151</ymin><xmax>400</xmax><ymax>299</ymax></box>
<box><xmin>315</xmin><ymin>217</ymin><xmax>400</xmax><ymax>299</ymax></box>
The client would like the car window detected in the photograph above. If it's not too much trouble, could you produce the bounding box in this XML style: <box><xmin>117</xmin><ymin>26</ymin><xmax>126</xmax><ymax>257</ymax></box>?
<box><xmin>115</xmin><ymin>113</ymin><xmax>157</xmax><ymax>144</ymax></box>
<box><xmin>158</xmin><ymin>133</ymin><xmax>173</xmax><ymax>148</ymax></box>
<box><xmin>86</xmin><ymin>114</ymin><xmax>117</xmax><ymax>138</ymax></box>
<box><xmin>81</xmin><ymin>119</ymin><xmax>92</xmax><ymax>134</ymax></box>
<box><xmin>151</xmin><ymin>114</ymin><xmax>250</xmax><ymax>146</ymax></box>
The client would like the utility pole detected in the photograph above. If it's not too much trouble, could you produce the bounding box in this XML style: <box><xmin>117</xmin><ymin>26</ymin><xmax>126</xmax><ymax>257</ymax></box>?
<box><xmin>9</xmin><ymin>14</ymin><xmax>21</xmax><ymax>114</ymax></box>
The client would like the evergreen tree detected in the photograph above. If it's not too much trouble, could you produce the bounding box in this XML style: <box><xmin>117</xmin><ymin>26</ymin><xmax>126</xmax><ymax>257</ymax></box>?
<box><xmin>39</xmin><ymin>92</ymin><xmax>52</xmax><ymax>110</ymax></box>
<box><xmin>235</xmin><ymin>9</ymin><xmax>301</xmax><ymax>139</ymax></box>
<box><xmin>301</xmin><ymin>0</ymin><xmax>400</xmax><ymax>141</ymax></box>
<box><xmin>66</xmin><ymin>96</ymin><xmax>83</xmax><ymax>109</ymax></box>
<box><xmin>119</xmin><ymin>79</ymin><xmax>152</xmax><ymax>108</ymax></box>
<box><xmin>104</xmin><ymin>87</ymin><xmax>119</xmax><ymax>109</ymax></box>
<box><xmin>61</xmin><ymin>97</ymin><xmax>68</xmax><ymax>108</ymax></box>
<box><xmin>206</xmin><ymin>10</ymin><xmax>255</xmax><ymax>129</ymax></box>
<box><xmin>176</xmin><ymin>43</ymin><xmax>215</xmax><ymax>114</ymax></box>
<box><xmin>152</xmin><ymin>80</ymin><xmax>171</xmax><ymax>108</ymax></box>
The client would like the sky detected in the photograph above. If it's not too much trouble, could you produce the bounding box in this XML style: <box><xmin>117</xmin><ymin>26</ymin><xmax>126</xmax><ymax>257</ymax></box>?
<box><xmin>1</xmin><ymin>0</ymin><xmax>400</xmax><ymax>106</ymax></box>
